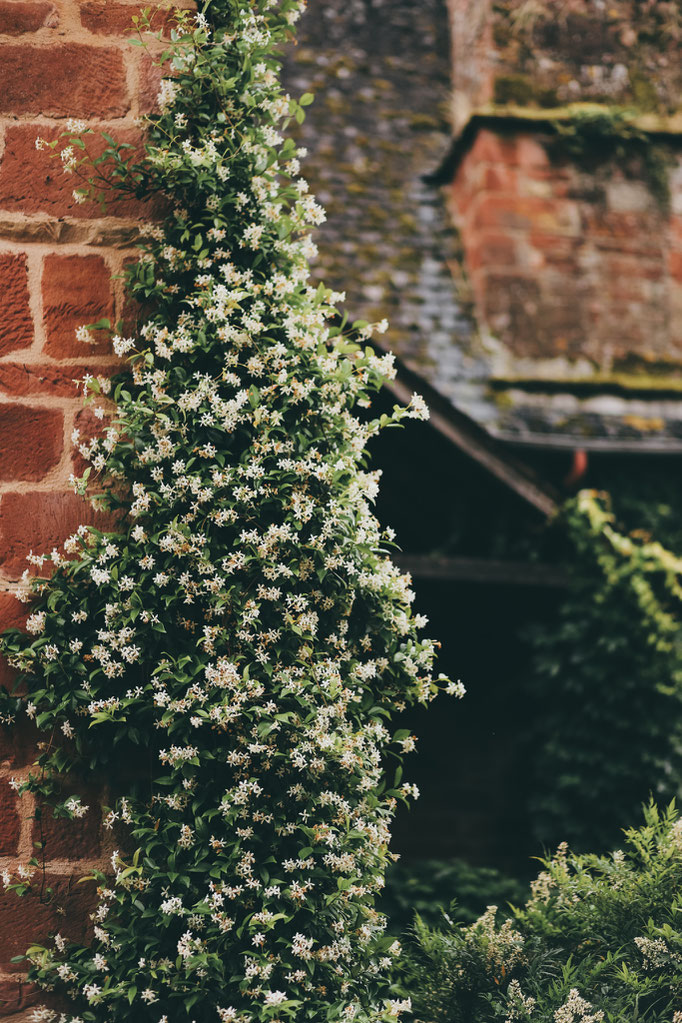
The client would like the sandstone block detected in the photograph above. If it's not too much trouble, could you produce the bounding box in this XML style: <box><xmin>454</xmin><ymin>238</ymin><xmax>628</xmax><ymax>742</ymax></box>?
<box><xmin>0</xmin><ymin>873</ymin><xmax>95</xmax><ymax>970</ymax></box>
<box><xmin>0</xmin><ymin>785</ymin><xmax>20</xmax><ymax>856</ymax></box>
<box><xmin>0</xmin><ymin>1</ymin><xmax>57</xmax><ymax>34</ymax></box>
<box><xmin>37</xmin><ymin>788</ymin><xmax>101</xmax><ymax>861</ymax></box>
<box><xmin>81</xmin><ymin>1</ymin><xmax>182</xmax><ymax>37</ymax></box>
<box><xmin>138</xmin><ymin>51</ymin><xmax>164</xmax><ymax>114</ymax></box>
<box><xmin>0</xmin><ymin>491</ymin><xmax>113</xmax><ymax>576</ymax></box>
<box><xmin>0</xmin><ymin>591</ymin><xmax>26</xmax><ymax>695</ymax></box>
<box><xmin>0</xmin><ymin>43</ymin><xmax>128</xmax><ymax>117</ymax></box>
<box><xmin>0</xmin><ymin>405</ymin><xmax>63</xmax><ymax>482</ymax></box>
<box><xmin>42</xmin><ymin>254</ymin><xmax>113</xmax><ymax>359</ymax></box>
<box><xmin>0</xmin><ymin>254</ymin><xmax>33</xmax><ymax>357</ymax></box>
<box><xmin>0</xmin><ymin>361</ymin><xmax>112</xmax><ymax>399</ymax></box>
<box><xmin>0</xmin><ymin>125</ymin><xmax>149</xmax><ymax>220</ymax></box>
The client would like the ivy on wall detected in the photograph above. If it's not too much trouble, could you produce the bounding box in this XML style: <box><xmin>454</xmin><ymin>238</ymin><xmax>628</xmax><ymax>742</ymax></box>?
<box><xmin>547</xmin><ymin>107</ymin><xmax>674</xmax><ymax>210</ymax></box>
<box><xmin>0</xmin><ymin>3</ymin><xmax>457</xmax><ymax>1020</ymax></box>
<box><xmin>525</xmin><ymin>491</ymin><xmax>682</xmax><ymax>853</ymax></box>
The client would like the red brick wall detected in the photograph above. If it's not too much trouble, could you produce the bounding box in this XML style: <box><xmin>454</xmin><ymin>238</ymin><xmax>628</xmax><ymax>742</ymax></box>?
<box><xmin>447</xmin><ymin>0</ymin><xmax>493</xmax><ymax>132</ymax></box>
<box><xmin>0</xmin><ymin>3</ymin><xmax>185</xmax><ymax>1016</ymax></box>
<box><xmin>449</xmin><ymin>128</ymin><xmax>682</xmax><ymax>377</ymax></box>
<box><xmin>445</xmin><ymin>0</ymin><xmax>682</xmax><ymax>380</ymax></box>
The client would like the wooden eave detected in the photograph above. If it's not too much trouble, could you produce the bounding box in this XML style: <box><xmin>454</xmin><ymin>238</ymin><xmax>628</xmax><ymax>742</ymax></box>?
<box><xmin>395</xmin><ymin>554</ymin><xmax>567</xmax><ymax>588</ymax></box>
<box><xmin>372</xmin><ymin>340</ymin><xmax>559</xmax><ymax>518</ymax></box>
<box><xmin>427</xmin><ymin>103</ymin><xmax>682</xmax><ymax>187</ymax></box>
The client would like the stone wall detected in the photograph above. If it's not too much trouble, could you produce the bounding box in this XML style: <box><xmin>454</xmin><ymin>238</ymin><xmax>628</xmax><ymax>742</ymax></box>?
<box><xmin>0</xmin><ymin>3</ymin><xmax>182</xmax><ymax>1017</ymax></box>
<box><xmin>449</xmin><ymin>0</ymin><xmax>682</xmax><ymax>119</ymax></box>
<box><xmin>449</xmin><ymin>127</ymin><xmax>682</xmax><ymax>379</ymax></box>
<box><xmin>446</xmin><ymin>0</ymin><xmax>682</xmax><ymax>385</ymax></box>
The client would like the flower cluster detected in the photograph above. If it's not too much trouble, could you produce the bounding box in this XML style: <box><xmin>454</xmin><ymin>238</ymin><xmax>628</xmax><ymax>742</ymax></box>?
<box><xmin>553</xmin><ymin>990</ymin><xmax>604</xmax><ymax>1023</ymax></box>
<box><xmin>504</xmin><ymin>979</ymin><xmax>535</xmax><ymax>1023</ymax></box>
<box><xmin>1</xmin><ymin>2</ymin><xmax>451</xmax><ymax>1022</ymax></box>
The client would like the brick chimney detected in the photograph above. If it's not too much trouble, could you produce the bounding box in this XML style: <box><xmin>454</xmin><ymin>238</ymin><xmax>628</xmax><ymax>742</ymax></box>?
<box><xmin>446</xmin><ymin>0</ymin><xmax>682</xmax><ymax>388</ymax></box>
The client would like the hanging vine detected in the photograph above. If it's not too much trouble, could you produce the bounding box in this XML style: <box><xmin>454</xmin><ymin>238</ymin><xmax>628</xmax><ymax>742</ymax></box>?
<box><xmin>0</xmin><ymin>3</ymin><xmax>456</xmax><ymax>1021</ymax></box>
<box><xmin>525</xmin><ymin>490</ymin><xmax>682</xmax><ymax>852</ymax></box>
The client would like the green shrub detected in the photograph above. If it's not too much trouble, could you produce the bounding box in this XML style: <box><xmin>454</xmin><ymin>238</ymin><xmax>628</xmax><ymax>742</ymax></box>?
<box><xmin>0</xmin><ymin>3</ymin><xmax>455</xmax><ymax>1021</ymax></box>
<box><xmin>380</xmin><ymin>859</ymin><xmax>527</xmax><ymax>932</ymax></box>
<box><xmin>406</xmin><ymin>802</ymin><xmax>682</xmax><ymax>1023</ymax></box>
<box><xmin>525</xmin><ymin>492</ymin><xmax>682</xmax><ymax>852</ymax></box>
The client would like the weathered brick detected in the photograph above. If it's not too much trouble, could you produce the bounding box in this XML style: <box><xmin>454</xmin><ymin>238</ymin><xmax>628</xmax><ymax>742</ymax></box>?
<box><xmin>81</xmin><ymin>1</ymin><xmax>183</xmax><ymax>37</ymax></box>
<box><xmin>0</xmin><ymin>1</ymin><xmax>57</xmax><ymax>34</ymax></box>
<box><xmin>0</xmin><ymin>873</ymin><xmax>95</xmax><ymax>969</ymax></box>
<box><xmin>0</xmin><ymin>361</ymin><xmax>113</xmax><ymax>399</ymax></box>
<box><xmin>0</xmin><ymin>719</ymin><xmax>41</xmax><ymax>770</ymax></box>
<box><xmin>452</xmin><ymin>154</ymin><xmax>484</xmax><ymax>198</ymax></box>
<box><xmin>42</xmin><ymin>254</ymin><xmax>113</xmax><ymax>359</ymax></box>
<box><xmin>139</xmin><ymin>50</ymin><xmax>164</xmax><ymax>114</ymax></box>
<box><xmin>37</xmin><ymin>787</ymin><xmax>102</xmax><ymax>860</ymax></box>
<box><xmin>0</xmin><ymin>254</ymin><xmax>33</xmax><ymax>357</ymax></box>
<box><xmin>482</xmin><ymin>272</ymin><xmax>543</xmax><ymax>349</ymax></box>
<box><xmin>0</xmin><ymin>43</ymin><xmax>128</xmax><ymax>117</ymax></box>
<box><xmin>669</xmin><ymin>250</ymin><xmax>682</xmax><ymax>285</ymax></box>
<box><xmin>481</xmin><ymin>163</ymin><xmax>517</xmax><ymax>192</ymax></box>
<box><xmin>600</xmin><ymin>253</ymin><xmax>664</xmax><ymax>286</ymax></box>
<box><xmin>520</xmin><ymin>162</ymin><xmax>573</xmax><ymax>196</ymax></box>
<box><xmin>451</xmin><ymin>123</ymin><xmax>682</xmax><ymax>373</ymax></box>
<box><xmin>0</xmin><ymin>783</ymin><xmax>20</xmax><ymax>855</ymax></box>
<box><xmin>476</xmin><ymin>232</ymin><xmax>518</xmax><ymax>269</ymax></box>
<box><xmin>468</xmin><ymin>128</ymin><xmax>520</xmax><ymax>167</ymax></box>
<box><xmin>606</xmin><ymin>179</ymin><xmax>652</xmax><ymax>214</ymax></box>
<box><xmin>527</xmin><ymin>230</ymin><xmax>579</xmax><ymax>254</ymax></box>
<box><xmin>0</xmin><ymin>405</ymin><xmax>63</xmax><ymax>482</ymax></box>
<box><xmin>472</xmin><ymin>195</ymin><xmax>580</xmax><ymax>235</ymax></box>
<box><xmin>526</xmin><ymin>232</ymin><xmax>581</xmax><ymax>274</ymax></box>
<box><xmin>516</xmin><ymin>135</ymin><xmax>550</xmax><ymax>171</ymax></box>
<box><xmin>0</xmin><ymin>975</ymin><xmax>41</xmax><ymax>1015</ymax></box>
<box><xmin>0</xmin><ymin>125</ymin><xmax>150</xmax><ymax>220</ymax></box>
<box><xmin>583</xmin><ymin>209</ymin><xmax>665</xmax><ymax>258</ymax></box>
<box><xmin>0</xmin><ymin>491</ymin><xmax>114</xmax><ymax>576</ymax></box>
<box><xmin>0</xmin><ymin>592</ymin><xmax>25</xmax><ymax>695</ymax></box>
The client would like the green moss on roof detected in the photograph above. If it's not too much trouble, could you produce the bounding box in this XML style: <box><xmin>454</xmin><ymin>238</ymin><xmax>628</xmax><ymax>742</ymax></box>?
<box><xmin>490</xmin><ymin>0</ymin><xmax>682</xmax><ymax>117</ymax></box>
<box><xmin>281</xmin><ymin>0</ymin><xmax>475</xmax><ymax>378</ymax></box>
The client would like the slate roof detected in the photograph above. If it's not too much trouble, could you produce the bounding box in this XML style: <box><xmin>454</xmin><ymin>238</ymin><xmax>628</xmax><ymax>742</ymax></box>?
<box><xmin>282</xmin><ymin>0</ymin><xmax>682</xmax><ymax>453</ymax></box>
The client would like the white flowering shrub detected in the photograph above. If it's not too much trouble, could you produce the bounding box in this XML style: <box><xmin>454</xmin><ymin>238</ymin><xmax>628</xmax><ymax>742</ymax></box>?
<box><xmin>1</xmin><ymin>3</ymin><xmax>454</xmax><ymax>1021</ymax></box>
<box><xmin>404</xmin><ymin>803</ymin><xmax>682</xmax><ymax>1023</ymax></box>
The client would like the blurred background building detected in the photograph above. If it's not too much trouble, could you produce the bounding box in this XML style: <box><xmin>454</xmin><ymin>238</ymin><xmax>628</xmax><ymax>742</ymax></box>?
<box><xmin>284</xmin><ymin>0</ymin><xmax>682</xmax><ymax>872</ymax></box>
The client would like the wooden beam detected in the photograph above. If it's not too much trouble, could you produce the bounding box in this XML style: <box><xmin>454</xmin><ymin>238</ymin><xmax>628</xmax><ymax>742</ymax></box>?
<box><xmin>385</xmin><ymin>374</ymin><xmax>558</xmax><ymax>517</ymax></box>
<box><xmin>395</xmin><ymin>554</ymin><xmax>569</xmax><ymax>588</ymax></box>
<box><xmin>427</xmin><ymin>106</ymin><xmax>682</xmax><ymax>187</ymax></box>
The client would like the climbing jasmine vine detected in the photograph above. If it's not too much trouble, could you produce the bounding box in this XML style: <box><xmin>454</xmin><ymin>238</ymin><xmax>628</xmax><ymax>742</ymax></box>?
<box><xmin>1</xmin><ymin>2</ymin><xmax>455</xmax><ymax>1022</ymax></box>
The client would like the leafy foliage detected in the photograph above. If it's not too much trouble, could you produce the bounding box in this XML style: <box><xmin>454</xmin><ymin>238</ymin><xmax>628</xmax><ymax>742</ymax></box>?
<box><xmin>525</xmin><ymin>492</ymin><xmax>682</xmax><ymax>853</ymax></box>
<box><xmin>405</xmin><ymin>802</ymin><xmax>682</xmax><ymax>1023</ymax></box>
<box><xmin>548</xmin><ymin>107</ymin><xmax>673</xmax><ymax>210</ymax></box>
<box><xmin>380</xmin><ymin>858</ymin><xmax>527</xmax><ymax>933</ymax></box>
<box><xmin>591</xmin><ymin>464</ymin><xmax>682</xmax><ymax>555</ymax></box>
<box><xmin>0</xmin><ymin>3</ymin><xmax>455</xmax><ymax>1021</ymax></box>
